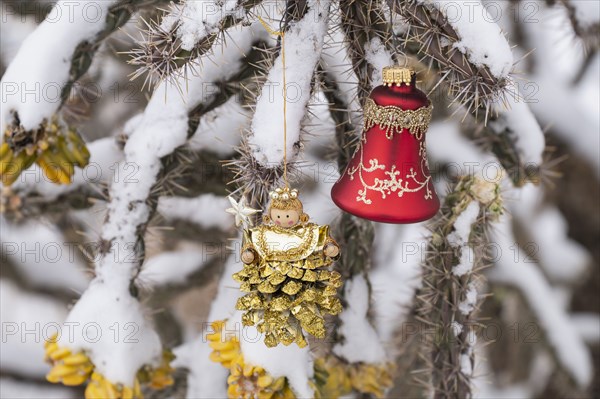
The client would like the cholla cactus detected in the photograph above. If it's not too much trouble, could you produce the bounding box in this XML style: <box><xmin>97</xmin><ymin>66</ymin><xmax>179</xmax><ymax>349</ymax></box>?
<box><xmin>314</xmin><ymin>355</ymin><xmax>395</xmax><ymax>398</ymax></box>
<box><xmin>206</xmin><ymin>320</ymin><xmax>297</xmax><ymax>398</ymax></box>
<box><xmin>44</xmin><ymin>334</ymin><xmax>174</xmax><ymax>398</ymax></box>
<box><xmin>1</xmin><ymin>1</ymin><xmax>597</xmax><ymax>398</ymax></box>
<box><xmin>1</xmin><ymin>117</ymin><xmax>90</xmax><ymax>185</ymax></box>
<box><xmin>416</xmin><ymin>174</ymin><xmax>503</xmax><ymax>398</ymax></box>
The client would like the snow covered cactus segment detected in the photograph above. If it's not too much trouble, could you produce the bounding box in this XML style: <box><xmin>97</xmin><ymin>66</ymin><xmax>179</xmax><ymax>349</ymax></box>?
<box><xmin>98</xmin><ymin>23</ymin><xmax>261</xmax><ymax>279</ymax></box>
<box><xmin>240</xmin><ymin>325</ymin><xmax>315</xmax><ymax>398</ymax></box>
<box><xmin>174</xmin><ymin>252</ymin><xmax>240</xmax><ymax>398</ymax></box>
<box><xmin>57</xmin><ymin>280</ymin><xmax>162</xmax><ymax>386</ymax></box>
<box><xmin>138</xmin><ymin>249</ymin><xmax>214</xmax><ymax>288</ymax></box>
<box><xmin>203</xmin><ymin>318</ymin><xmax>309</xmax><ymax>398</ymax></box>
<box><xmin>45</xmin><ymin>295</ymin><xmax>176</xmax><ymax>395</ymax></box>
<box><xmin>333</xmin><ymin>276</ymin><xmax>387</xmax><ymax>364</ymax></box>
<box><xmin>417</xmin><ymin>174</ymin><xmax>503</xmax><ymax>398</ymax></box>
<box><xmin>489</xmin><ymin>81</ymin><xmax>546</xmax><ymax>167</ymax></box>
<box><xmin>561</xmin><ymin>0</ymin><xmax>600</xmax><ymax>50</ymax></box>
<box><xmin>426</xmin><ymin>120</ymin><xmax>593</xmax><ymax>389</ymax></box>
<box><xmin>392</xmin><ymin>0</ymin><xmax>514</xmax><ymax>113</ymax></box>
<box><xmin>328</xmin><ymin>275</ymin><xmax>395</xmax><ymax>398</ymax></box>
<box><xmin>488</xmin><ymin>215</ymin><xmax>593</xmax><ymax>389</ymax></box>
<box><xmin>166</xmin><ymin>0</ymin><xmax>255</xmax><ymax>52</ymax></box>
<box><xmin>1</xmin><ymin>0</ymin><xmax>132</xmax><ymax>132</ymax></box>
<box><xmin>188</xmin><ymin>97</ymin><xmax>250</xmax><ymax>156</ymax></box>
<box><xmin>249</xmin><ymin>0</ymin><xmax>332</xmax><ymax>166</ymax></box>
<box><xmin>0</xmin><ymin>0</ymin><xmax>142</xmax><ymax>190</ymax></box>
<box><xmin>320</xmin><ymin>15</ymin><xmax>362</xmax><ymax>129</ymax></box>
<box><xmin>363</xmin><ymin>37</ymin><xmax>394</xmax><ymax>87</ymax></box>
<box><xmin>0</xmin><ymin>280</ymin><xmax>67</xmax><ymax>379</ymax></box>
<box><xmin>419</xmin><ymin>0</ymin><xmax>513</xmax><ymax>78</ymax></box>
<box><xmin>510</xmin><ymin>184</ymin><xmax>590</xmax><ymax>285</ymax></box>
<box><xmin>158</xmin><ymin>194</ymin><xmax>233</xmax><ymax>230</ymax></box>
<box><xmin>370</xmin><ymin>223</ymin><xmax>427</xmax><ymax>345</ymax></box>
<box><xmin>130</xmin><ymin>0</ymin><xmax>261</xmax><ymax>86</ymax></box>
<box><xmin>1</xmin><ymin>217</ymin><xmax>90</xmax><ymax>292</ymax></box>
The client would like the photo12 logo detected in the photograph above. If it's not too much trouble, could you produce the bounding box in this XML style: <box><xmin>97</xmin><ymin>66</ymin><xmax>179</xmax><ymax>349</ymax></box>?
<box><xmin>2</xmin><ymin>321</ymin><xmax>140</xmax><ymax>344</ymax></box>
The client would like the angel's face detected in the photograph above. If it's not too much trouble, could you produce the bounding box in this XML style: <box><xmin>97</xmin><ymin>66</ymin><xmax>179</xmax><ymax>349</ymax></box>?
<box><xmin>271</xmin><ymin>208</ymin><xmax>300</xmax><ymax>228</ymax></box>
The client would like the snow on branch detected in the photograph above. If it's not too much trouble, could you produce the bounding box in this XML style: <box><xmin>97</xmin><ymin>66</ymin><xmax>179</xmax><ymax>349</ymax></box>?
<box><xmin>249</xmin><ymin>0</ymin><xmax>332</xmax><ymax>166</ymax></box>
<box><xmin>333</xmin><ymin>275</ymin><xmax>387</xmax><ymax>364</ymax></box>
<box><xmin>174</xmin><ymin>247</ymin><xmax>242</xmax><ymax>398</ymax></box>
<box><xmin>138</xmin><ymin>250</ymin><xmax>212</xmax><ymax>288</ymax></box>
<box><xmin>158</xmin><ymin>194</ymin><xmax>233</xmax><ymax>230</ymax></box>
<box><xmin>371</xmin><ymin>223</ymin><xmax>426</xmax><ymax>345</ymax></box>
<box><xmin>0</xmin><ymin>217</ymin><xmax>90</xmax><ymax>292</ymax></box>
<box><xmin>560</xmin><ymin>0</ymin><xmax>600</xmax><ymax>51</ymax></box>
<box><xmin>339</xmin><ymin>0</ymin><xmax>393</xmax><ymax>103</ymax></box>
<box><xmin>528</xmin><ymin>70</ymin><xmax>598</xmax><ymax>175</ymax></box>
<box><xmin>240</xmin><ymin>324</ymin><xmax>315</xmax><ymax>398</ymax></box>
<box><xmin>487</xmin><ymin>215</ymin><xmax>593</xmax><ymax>389</ymax></box>
<box><xmin>0</xmin><ymin>280</ymin><xmax>68</xmax><ymax>379</ymax></box>
<box><xmin>320</xmin><ymin>26</ymin><xmax>364</xmax><ymax>171</ymax></box>
<box><xmin>391</xmin><ymin>0</ymin><xmax>512</xmax><ymax>113</ymax></box>
<box><xmin>472</xmin><ymin>347</ymin><xmax>555</xmax><ymax>398</ymax></box>
<box><xmin>1</xmin><ymin>0</ymin><xmax>139</xmax><ymax>132</ymax></box>
<box><xmin>521</xmin><ymin>5</ymin><xmax>599</xmax><ymax>175</ymax></box>
<box><xmin>188</xmin><ymin>97</ymin><xmax>250</xmax><ymax>156</ymax></box>
<box><xmin>488</xmin><ymin>82</ymin><xmax>546</xmax><ymax>167</ymax></box>
<box><xmin>420</xmin><ymin>0</ymin><xmax>513</xmax><ymax>78</ymax></box>
<box><xmin>60</xmin><ymin>280</ymin><xmax>162</xmax><ymax>385</ymax></box>
<box><xmin>572</xmin><ymin>313</ymin><xmax>600</xmax><ymax>346</ymax></box>
<box><xmin>167</xmin><ymin>0</ymin><xmax>261</xmax><ymax>51</ymax></box>
<box><xmin>98</xmin><ymin>23</ymin><xmax>262</xmax><ymax>278</ymax></box>
<box><xmin>428</xmin><ymin>121</ymin><xmax>589</xmax><ymax>285</ymax></box>
<box><xmin>130</xmin><ymin>0</ymin><xmax>262</xmax><ymax>87</ymax></box>
<box><xmin>321</xmin><ymin>14</ymin><xmax>362</xmax><ymax>130</ymax></box>
<box><xmin>510</xmin><ymin>185</ymin><xmax>590</xmax><ymax>284</ymax></box>
<box><xmin>173</xmin><ymin>337</ymin><xmax>229</xmax><ymax>398</ymax></box>
<box><xmin>1</xmin><ymin>378</ymin><xmax>76</xmax><ymax>399</ymax></box>
<box><xmin>427</xmin><ymin>120</ymin><xmax>495</xmax><ymax>166</ymax></box>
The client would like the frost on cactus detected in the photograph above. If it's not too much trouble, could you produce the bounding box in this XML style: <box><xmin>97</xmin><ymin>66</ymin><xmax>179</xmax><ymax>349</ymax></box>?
<box><xmin>1</xmin><ymin>0</ymin><xmax>597</xmax><ymax>398</ymax></box>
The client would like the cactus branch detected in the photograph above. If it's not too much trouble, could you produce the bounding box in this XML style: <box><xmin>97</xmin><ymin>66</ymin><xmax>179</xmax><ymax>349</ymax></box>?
<box><xmin>417</xmin><ymin>174</ymin><xmax>503</xmax><ymax>398</ymax></box>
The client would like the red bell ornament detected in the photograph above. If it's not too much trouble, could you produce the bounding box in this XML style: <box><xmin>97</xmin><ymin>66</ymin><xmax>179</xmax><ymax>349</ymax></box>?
<box><xmin>331</xmin><ymin>66</ymin><xmax>440</xmax><ymax>223</ymax></box>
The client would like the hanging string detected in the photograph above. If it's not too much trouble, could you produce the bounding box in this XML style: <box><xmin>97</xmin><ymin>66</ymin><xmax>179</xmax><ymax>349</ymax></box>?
<box><xmin>258</xmin><ymin>16</ymin><xmax>289</xmax><ymax>188</ymax></box>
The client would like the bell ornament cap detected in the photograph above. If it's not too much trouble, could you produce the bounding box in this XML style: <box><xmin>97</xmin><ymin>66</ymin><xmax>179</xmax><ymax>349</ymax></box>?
<box><xmin>382</xmin><ymin>66</ymin><xmax>415</xmax><ymax>86</ymax></box>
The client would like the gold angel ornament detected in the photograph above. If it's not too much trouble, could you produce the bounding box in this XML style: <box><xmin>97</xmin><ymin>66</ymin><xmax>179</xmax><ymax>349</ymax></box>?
<box><xmin>232</xmin><ymin>187</ymin><xmax>342</xmax><ymax>347</ymax></box>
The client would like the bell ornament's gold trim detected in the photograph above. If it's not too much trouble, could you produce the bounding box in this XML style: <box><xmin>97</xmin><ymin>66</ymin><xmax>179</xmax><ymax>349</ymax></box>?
<box><xmin>382</xmin><ymin>66</ymin><xmax>415</xmax><ymax>86</ymax></box>
<box><xmin>363</xmin><ymin>98</ymin><xmax>433</xmax><ymax>140</ymax></box>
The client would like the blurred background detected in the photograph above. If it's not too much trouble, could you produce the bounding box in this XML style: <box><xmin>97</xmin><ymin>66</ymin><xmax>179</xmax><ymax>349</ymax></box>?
<box><xmin>0</xmin><ymin>0</ymin><xmax>598</xmax><ymax>398</ymax></box>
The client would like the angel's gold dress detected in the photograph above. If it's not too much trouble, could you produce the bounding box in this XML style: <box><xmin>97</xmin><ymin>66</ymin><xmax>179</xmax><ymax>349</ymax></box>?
<box><xmin>233</xmin><ymin>222</ymin><xmax>342</xmax><ymax>347</ymax></box>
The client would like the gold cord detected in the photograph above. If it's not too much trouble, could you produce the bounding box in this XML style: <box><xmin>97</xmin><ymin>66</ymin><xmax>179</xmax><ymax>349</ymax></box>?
<box><xmin>258</xmin><ymin>17</ymin><xmax>289</xmax><ymax>188</ymax></box>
